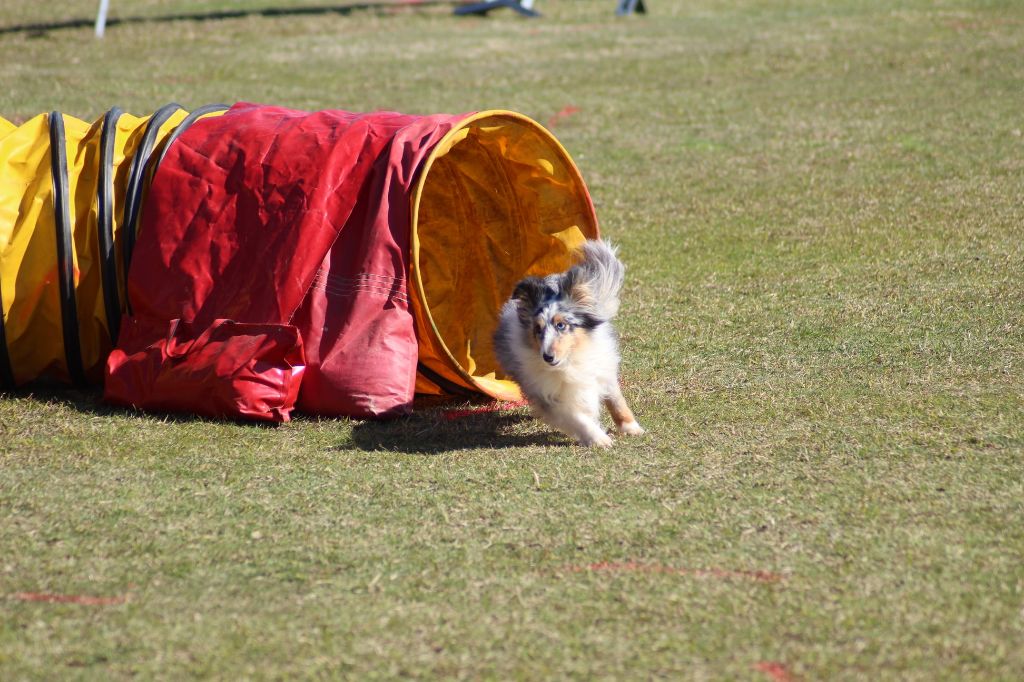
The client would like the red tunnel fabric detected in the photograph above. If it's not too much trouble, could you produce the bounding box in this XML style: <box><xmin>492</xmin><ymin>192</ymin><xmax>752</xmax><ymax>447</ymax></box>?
<box><xmin>104</xmin><ymin>103</ymin><xmax>466</xmax><ymax>421</ymax></box>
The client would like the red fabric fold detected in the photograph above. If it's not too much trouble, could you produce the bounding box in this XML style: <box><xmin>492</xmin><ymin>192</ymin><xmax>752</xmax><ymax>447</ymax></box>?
<box><xmin>104</xmin><ymin>103</ymin><xmax>468</xmax><ymax>420</ymax></box>
<box><xmin>105</xmin><ymin>318</ymin><xmax>305</xmax><ymax>422</ymax></box>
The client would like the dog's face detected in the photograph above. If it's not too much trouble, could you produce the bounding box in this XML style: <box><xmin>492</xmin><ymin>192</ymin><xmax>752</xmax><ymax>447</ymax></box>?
<box><xmin>511</xmin><ymin>274</ymin><xmax>602</xmax><ymax>368</ymax></box>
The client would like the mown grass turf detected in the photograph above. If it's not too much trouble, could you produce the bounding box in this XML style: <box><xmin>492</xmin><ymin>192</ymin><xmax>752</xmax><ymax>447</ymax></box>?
<box><xmin>1</xmin><ymin>0</ymin><xmax>1023</xmax><ymax>679</ymax></box>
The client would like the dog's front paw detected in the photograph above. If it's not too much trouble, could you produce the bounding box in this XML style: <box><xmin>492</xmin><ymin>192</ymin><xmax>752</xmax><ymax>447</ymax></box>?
<box><xmin>581</xmin><ymin>431</ymin><xmax>613</xmax><ymax>448</ymax></box>
<box><xmin>618</xmin><ymin>420</ymin><xmax>645</xmax><ymax>436</ymax></box>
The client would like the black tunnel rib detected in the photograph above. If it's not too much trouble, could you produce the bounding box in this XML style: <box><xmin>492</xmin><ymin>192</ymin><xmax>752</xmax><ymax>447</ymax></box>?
<box><xmin>48</xmin><ymin>111</ymin><xmax>88</xmax><ymax>386</ymax></box>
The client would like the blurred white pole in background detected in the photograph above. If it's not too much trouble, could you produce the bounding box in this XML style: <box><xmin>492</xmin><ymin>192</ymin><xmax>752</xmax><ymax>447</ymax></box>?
<box><xmin>95</xmin><ymin>0</ymin><xmax>110</xmax><ymax>38</ymax></box>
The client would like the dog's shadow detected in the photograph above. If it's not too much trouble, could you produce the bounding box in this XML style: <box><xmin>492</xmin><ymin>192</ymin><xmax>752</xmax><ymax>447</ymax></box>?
<box><xmin>346</xmin><ymin>404</ymin><xmax>567</xmax><ymax>454</ymax></box>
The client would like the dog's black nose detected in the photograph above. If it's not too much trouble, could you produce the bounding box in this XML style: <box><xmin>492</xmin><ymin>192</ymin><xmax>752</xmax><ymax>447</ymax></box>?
<box><xmin>542</xmin><ymin>353</ymin><xmax>555</xmax><ymax>364</ymax></box>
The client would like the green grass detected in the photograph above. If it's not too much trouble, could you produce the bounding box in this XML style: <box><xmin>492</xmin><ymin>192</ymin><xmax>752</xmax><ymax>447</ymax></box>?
<box><xmin>2</xmin><ymin>0</ymin><xmax>1023</xmax><ymax>678</ymax></box>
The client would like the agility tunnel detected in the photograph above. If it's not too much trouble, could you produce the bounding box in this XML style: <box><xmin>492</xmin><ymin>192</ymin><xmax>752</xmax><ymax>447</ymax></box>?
<box><xmin>0</xmin><ymin>103</ymin><xmax>598</xmax><ymax>420</ymax></box>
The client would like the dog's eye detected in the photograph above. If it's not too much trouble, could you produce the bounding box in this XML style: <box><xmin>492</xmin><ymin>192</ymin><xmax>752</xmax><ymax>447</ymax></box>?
<box><xmin>555</xmin><ymin>321</ymin><xmax>568</xmax><ymax>332</ymax></box>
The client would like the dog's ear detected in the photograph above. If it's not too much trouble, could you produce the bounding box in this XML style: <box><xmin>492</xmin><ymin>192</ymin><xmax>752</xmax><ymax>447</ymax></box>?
<box><xmin>562</xmin><ymin>269</ymin><xmax>602</xmax><ymax>322</ymax></box>
<box><xmin>562</xmin><ymin>241</ymin><xmax>623</xmax><ymax>322</ymax></box>
<box><xmin>511</xmin><ymin>277</ymin><xmax>545</xmax><ymax>323</ymax></box>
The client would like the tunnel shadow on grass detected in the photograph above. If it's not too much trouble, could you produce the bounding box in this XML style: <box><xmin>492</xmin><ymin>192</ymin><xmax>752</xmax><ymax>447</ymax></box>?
<box><xmin>1</xmin><ymin>384</ymin><xmax>114</xmax><ymax>415</ymax></box>
<box><xmin>347</xmin><ymin>405</ymin><xmax>566</xmax><ymax>454</ymax></box>
<box><xmin>3</xmin><ymin>385</ymin><xmax>559</xmax><ymax>443</ymax></box>
<box><xmin>1</xmin><ymin>384</ymin><xmax>284</xmax><ymax>428</ymax></box>
<box><xmin>4</xmin><ymin>379</ymin><xmax>573</xmax><ymax>446</ymax></box>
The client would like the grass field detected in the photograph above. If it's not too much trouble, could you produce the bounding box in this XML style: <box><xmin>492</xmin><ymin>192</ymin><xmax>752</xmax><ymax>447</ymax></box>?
<box><xmin>2</xmin><ymin>0</ymin><xmax>1023</xmax><ymax>678</ymax></box>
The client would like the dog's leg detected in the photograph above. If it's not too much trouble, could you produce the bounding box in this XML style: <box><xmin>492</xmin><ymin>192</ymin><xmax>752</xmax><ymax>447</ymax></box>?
<box><xmin>560</xmin><ymin>412</ymin><xmax>613</xmax><ymax>447</ymax></box>
<box><xmin>604</xmin><ymin>381</ymin><xmax>644</xmax><ymax>436</ymax></box>
<box><xmin>531</xmin><ymin>402</ymin><xmax>612</xmax><ymax>448</ymax></box>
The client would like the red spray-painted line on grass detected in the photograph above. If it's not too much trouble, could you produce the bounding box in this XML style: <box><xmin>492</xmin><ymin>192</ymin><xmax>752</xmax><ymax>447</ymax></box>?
<box><xmin>442</xmin><ymin>400</ymin><xmax>528</xmax><ymax>421</ymax></box>
<box><xmin>568</xmin><ymin>561</ymin><xmax>784</xmax><ymax>583</ymax></box>
<box><xmin>754</xmin><ymin>661</ymin><xmax>798</xmax><ymax>682</ymax></box>
<box><xmin>547</xmin><ymin>105</ymin><xmax>581</xmax><ymax>128</ymax></box>
<box><xmin>12</xmin><ymin>592</ymin><xmax>127</xmax><ymax>606</ymax></box>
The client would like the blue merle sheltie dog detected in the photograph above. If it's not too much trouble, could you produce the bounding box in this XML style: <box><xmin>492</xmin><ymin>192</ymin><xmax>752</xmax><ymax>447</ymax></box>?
<box><xmin>493</xmin><ymin>240</ymin><xmax>644</xmax><ymax>447</ymax></box>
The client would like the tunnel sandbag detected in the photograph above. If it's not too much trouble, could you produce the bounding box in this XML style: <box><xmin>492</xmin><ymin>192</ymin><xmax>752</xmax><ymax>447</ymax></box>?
<box><xmin>410</xmin><ymin>111</ymin><xmax>599</xmax><ymax>401</ymax></box>
<box><xmin>105</xmin><ymin>104</ymin><xmax>467</xmax><ymax>420</ymax></box>
<box><xmin>0</xmin><ymin>105</ymin><xmax>227</xmax><ymax>388</ymax></box>
<box><xmin>103</xmin><ymin>318</ymin><xmax>305</xmax><ymax>422</ymax></box>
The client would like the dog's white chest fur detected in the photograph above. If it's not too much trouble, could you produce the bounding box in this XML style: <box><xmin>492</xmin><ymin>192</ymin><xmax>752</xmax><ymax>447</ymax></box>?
<box><xmin>506</xmin><ymin>310</ymin><xmax>618</xmax><ymax>409</ymax></box>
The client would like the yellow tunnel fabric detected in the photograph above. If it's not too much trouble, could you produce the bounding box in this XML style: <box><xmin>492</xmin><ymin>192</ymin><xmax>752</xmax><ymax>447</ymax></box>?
<box><xmin>0</xmin><ymin>107</ymin><xmax>224</xmax><ymax>385</ymax></box>
<box><xmin>410</xmin><ymin>110</ymin><xmax>600</xmax><ymax>401</ymax></box>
